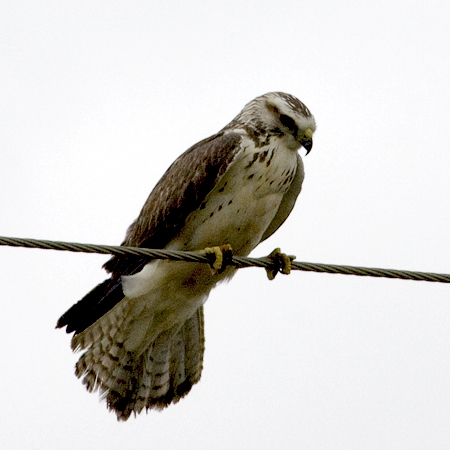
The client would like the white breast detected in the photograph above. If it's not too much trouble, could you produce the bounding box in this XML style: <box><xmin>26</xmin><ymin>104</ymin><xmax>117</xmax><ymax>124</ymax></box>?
<box><xmin>172</xmin><ymin>136</ymin><xmax>299</xmax><ymax>255</ymax></box>
<box><xmin>120</xmin><ymin>136</ymin><xmax>299</xmax><ymax>339</ymax></box>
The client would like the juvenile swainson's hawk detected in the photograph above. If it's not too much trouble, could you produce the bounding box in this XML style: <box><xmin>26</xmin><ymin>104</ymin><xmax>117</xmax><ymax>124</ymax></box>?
<box><xmin>57</xmin><ymin>92</ymin><xmax>316</xmax><ymax>420</ymax></box>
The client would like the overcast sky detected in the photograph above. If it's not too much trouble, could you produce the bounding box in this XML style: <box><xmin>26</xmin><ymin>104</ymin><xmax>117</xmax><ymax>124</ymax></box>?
<box><xmin>2</xmin><ymin>1</ymin><xmax>450</xmax><ymax>449</ymax></box>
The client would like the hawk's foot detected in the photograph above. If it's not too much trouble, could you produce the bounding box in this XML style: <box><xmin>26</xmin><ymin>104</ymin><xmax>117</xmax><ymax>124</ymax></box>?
<box><xmin>197</xmin><ymin>244</ymin><xmax>233</xmax><ymax>275</ymax></box>
<box><xmin>265</xmin><ymin>248</ymin><xmax>296</xmax><ymax>280</ymax></box>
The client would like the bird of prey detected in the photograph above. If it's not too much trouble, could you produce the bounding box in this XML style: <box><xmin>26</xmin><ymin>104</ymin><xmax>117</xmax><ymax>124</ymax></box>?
<box><xmin>57</xmin><ymin>92</ymin><xmax>316</xmax><ymax>421</ymax></box>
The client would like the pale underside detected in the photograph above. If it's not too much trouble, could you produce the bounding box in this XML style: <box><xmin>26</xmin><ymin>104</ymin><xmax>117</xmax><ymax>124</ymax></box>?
<box><xmin>69</xmin><ymin>130</ymin><xmax>305</xmax><ymax>420</ymax></box>
<box><xmin>57</xmin><ymin>91</ymin><xmax>316</xmax><ymax>421</ymax></box>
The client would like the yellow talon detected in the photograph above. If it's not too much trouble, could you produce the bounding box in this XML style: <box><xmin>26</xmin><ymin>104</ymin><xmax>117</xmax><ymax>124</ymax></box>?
<box><xmin>197</xmin><ymin>244</ymin><xmax>233</xmax><ymax>275</ymax></box>
<box><xmin>265</xmin><ymin>248</ymin><xmax>296</xmax><ymax>280</ymax></box>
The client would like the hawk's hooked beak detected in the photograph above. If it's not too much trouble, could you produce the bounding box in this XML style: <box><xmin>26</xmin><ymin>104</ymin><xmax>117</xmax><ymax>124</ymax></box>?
<box><xmin>301</xmin><ymin>128</ymin><xmax>313</xmax><ymax>155</ymax></box>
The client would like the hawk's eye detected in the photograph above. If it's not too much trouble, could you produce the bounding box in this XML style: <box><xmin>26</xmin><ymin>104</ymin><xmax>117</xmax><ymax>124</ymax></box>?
<box><xmin>279</xmin><ymin>114</ymin><xmax>298</xmax><ymax>136</ymax></box>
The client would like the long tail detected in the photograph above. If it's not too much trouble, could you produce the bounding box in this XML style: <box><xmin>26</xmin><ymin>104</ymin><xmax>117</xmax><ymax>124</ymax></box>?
<box><xmin>72</xmin><ymin>305</ymin><xmax>205</xmax><ymax>421</ymax></box>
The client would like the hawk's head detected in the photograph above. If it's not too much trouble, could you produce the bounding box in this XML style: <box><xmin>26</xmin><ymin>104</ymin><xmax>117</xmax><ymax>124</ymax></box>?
<box><xmin>225</xmin><ymin>92</ymin><xmax>316</xmax><ymax>153</ymax></box>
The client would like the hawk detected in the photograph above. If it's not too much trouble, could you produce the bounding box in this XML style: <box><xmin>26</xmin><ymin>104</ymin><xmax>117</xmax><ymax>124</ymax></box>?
<box><xmin>57</xmin><ymin>92</ymin><xmax>316</xmax><ymax>420</ymax></box>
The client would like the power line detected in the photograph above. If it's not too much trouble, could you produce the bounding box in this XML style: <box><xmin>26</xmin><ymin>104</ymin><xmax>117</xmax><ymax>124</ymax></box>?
<box><xmin>0</xmin><ymin>235</ymin><xmax>449</xmax><ymax>283</ymax></box>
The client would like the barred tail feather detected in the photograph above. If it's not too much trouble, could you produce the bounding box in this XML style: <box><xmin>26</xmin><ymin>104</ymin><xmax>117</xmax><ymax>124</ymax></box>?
<box><xmin>74</xmin><ymin>306</ymin><xmax>205</xmax><ymax>421</ymax></box>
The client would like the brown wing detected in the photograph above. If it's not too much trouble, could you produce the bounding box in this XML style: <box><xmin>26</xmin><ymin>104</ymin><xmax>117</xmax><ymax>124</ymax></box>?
<box><xmin>259</xmin><ymin>154</ymin><xmax>305</xmax><ymax>243</ymax></box>
<box><xmin>104</xmin><ymin>131</ymin><xmax>242</xmax><ymax>276</ymax></box>
<box><xmin>57</xmin><ymin>132</ymin><xmax>242</xmax><ymax>334</ymax></box>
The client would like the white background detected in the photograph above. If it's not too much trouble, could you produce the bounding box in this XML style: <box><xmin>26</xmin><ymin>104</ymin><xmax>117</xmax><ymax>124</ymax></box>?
<box><xmin>1</xmin><ymin>1</ymin><xmax>450</xmax><ymax>449</ymax></box>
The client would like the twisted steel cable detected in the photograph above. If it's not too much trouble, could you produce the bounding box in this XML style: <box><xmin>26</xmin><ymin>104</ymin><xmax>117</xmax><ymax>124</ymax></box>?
<box><xmin>0</xmin><ymin>236</ymin><xmax>449</xmax><ymax>283</ymax></box>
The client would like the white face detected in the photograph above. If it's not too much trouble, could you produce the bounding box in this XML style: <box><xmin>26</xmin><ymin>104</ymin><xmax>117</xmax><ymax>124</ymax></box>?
<box><xmin>266</xmin><ymin>94</ymin><xmax>316</xmax><ymax>130</ymax></box>
<box><xmin>263</xmin><ymin>93</ymin><xmax>316</xmax><ymax>151</ymax></box>
<box><xmin>232</xmin><ymin>92</ymin><xmax>316</xmax><ymax>151</ymax></box>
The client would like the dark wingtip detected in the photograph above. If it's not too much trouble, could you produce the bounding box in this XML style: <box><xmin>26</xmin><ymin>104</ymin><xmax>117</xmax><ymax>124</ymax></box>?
<box><xmin>55</xmin><ymin>315</ymin><xmax>67</xmax><ymax>330</ymax></box>
<box><xmin>55</xmin><ymin>307</ymin><xmax>78</xmax><ymax>333</ymax></box>
<box><xmin>56</xmin><ymin>278</ymin><xmax>124</xmax><ymax>335</ymax></box>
